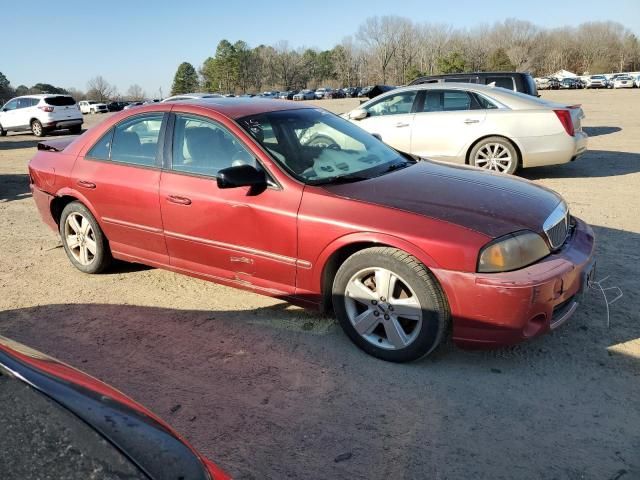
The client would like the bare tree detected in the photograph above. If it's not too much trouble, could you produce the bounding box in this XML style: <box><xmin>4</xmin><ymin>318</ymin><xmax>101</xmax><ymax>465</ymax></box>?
<box><xmin>357</xmin><ymin>16</ymin><xmax>403</xmax><ymax>83</ymax></box>
<box><xmin>86</xmin><ymin>76</ymin><xmax>115</xmax><ymax>102</ymax></box>
<box><xmin>126</xmin><ymin>84</ymin><xmax>145</xmax><ymax>101</ymax></box>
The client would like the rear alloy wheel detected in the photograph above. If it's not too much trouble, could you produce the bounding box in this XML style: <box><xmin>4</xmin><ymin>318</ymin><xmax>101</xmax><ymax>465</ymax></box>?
<box><xmin>31</xmin><ymin>119</ymin><xmax>44</xmax><ymax>137</ymax></box>
<box><xmin>332</xmin><ymin>247</ymin><xmax>449</xmax><ymax>362</ymax></box>
<box><xmin>60</xmin><ymin>202</ymin><xmax>111</xmax><ymax>274</ymax></box>
<box><xmin>470</xmin><ymin>136</ymin><xmax>518</xmax><ymax>174</ymax></box>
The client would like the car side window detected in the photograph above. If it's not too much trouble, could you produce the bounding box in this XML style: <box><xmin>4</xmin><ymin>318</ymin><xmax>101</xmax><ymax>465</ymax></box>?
<box><xmin>17</xmin><ymin>98</ymin><xmax>32</xmax><ymax>109</ymax></box>
<box><xmin>442</xmin><ymin>91</ymin><xmax>472</xmax><ymax>111</ymax></box>
<box><xmin>366</xmin><ymin>91</ymin><xmax>417</xmax><ymax>117</ymax></box>
<box><xmin>486</xmin><ymin>76</ymin><xmax>515</xmax><ymax>90</ymax></box>
<box><xmin>3</xmin><ymin>99</ymin><xmax>18</xmax><ymax>111</ymax></box>
<box><xmin>474</xmin><ymin>94</ymin><xmax>498</xmax><ymax>109</ymax></box>
<box><xmin>110</xmin><ymin>114</ymin><xmax>163</xmax><ymax>167</ymax></box>
<box><xmin>87</xmin><ymin>129</ymin><xmax>114</xmax><ymax>160</ymax></box>
<box><xmin>171</xmin><ymin>115</ymin><xmax>256</xmax><ymax>177</ymax></box>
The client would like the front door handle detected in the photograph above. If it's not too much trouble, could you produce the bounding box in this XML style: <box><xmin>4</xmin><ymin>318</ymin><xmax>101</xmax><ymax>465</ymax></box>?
<box><xmin>394</xmin><ymin>122</ymin><xmax>410</xmax><ymax>128</ymax></box>
<box><xmin>464</xmin><ymin>119</ymin><xmax>480</xmax><ymax>124</ymax></box>
<box><xmin>167</xmin><ymin>195</ymin><xmax>192</xmax><ymax>206</ymax></box>
<box><xmin>77</xmin><ymin>180</ymin><xmax>96</xmax><ymax>189</ymax></box>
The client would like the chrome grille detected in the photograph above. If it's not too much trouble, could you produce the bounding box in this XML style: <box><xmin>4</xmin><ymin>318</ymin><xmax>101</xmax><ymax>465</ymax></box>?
<box><xmin>543</xmin><ymin>203</ymin><xmax>569</xmax><ymax>250</ymax></box>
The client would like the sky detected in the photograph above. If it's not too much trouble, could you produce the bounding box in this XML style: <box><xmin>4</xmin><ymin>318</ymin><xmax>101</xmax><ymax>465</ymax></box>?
<box><xmin>3</xmin><ymin>0</ymin><xmax>639</xmax><ymax>97</ymax></box>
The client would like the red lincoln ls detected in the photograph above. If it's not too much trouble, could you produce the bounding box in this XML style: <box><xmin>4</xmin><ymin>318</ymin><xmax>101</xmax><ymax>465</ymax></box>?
<box><xmin>29</xmin><ymin>99</ymin><xmax>595</xmax><ymax>362</ymax></box>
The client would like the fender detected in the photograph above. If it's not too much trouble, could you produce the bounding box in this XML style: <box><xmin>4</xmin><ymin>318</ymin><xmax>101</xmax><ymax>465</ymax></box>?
<box><xmin>307</xmin><ymin>231</ymin><xmax>442</xmax><ymax>294</ymax></box>
<box><xmin>53</xmin><ymin>187</ymin><xmax>105</xmax><ymax>230</ymax></box>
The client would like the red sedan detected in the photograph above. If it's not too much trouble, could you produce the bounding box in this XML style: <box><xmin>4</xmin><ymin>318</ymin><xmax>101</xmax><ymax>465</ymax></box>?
<box><xmin>29</xmin><ymin>99</ymin><xmax>595</xmax><ymax>362</ymax></box>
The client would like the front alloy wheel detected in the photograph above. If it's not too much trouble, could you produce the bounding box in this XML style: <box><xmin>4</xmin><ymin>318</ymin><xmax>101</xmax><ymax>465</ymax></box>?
<box><xmin>333</xmin><ymin>247</ymin><xmax>449</xmax><ymax>362</ymax></box>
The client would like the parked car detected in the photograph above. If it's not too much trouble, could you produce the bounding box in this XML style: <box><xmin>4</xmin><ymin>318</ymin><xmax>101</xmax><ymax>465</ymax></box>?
<box><xmin>535</xmin><ymin>77</ymin><xmax>560</xmax><ymax>90</ymax></box>
<box><xmin>28</xmin><ymin>98</ymin><xmax>595</xmax><ymax>362</ymax></box>
<box><xmin>314</xmin><ymin>87</ymin><xmax>332</xmax><ymax>99</ymax></box>
<box><xmin>635</xmin><ymin>75</ymin><xmax>640</xmax><ymax>88</ymax></box>
<box><xmin>107</xmin><ymin>101</ymin><xmax>130</xmax><ymax>112</ymax></box>
<box><xmin>586</xmin><ymin>75</ymin><xmax>608</xmax><ymax>88</ymax></box>
<box><xmin>612</xmin><ymin>75</ymin><xmax>634</xmax><ymax>89</ymax></box>
<box><xmin>325</xmin><ymin>89</ymin><xmax>346</xmax><ymax>99</ymax></box>
<box><xmin>560</xmin><ymin>78</ymin><xmax>580</xmax><ymax>89</ymax></box>
<box><xmin>162</xmin><ymin>93</ymin><xmax>224</xmax><ymax>103</ymax></box>
<box><xmin>79</xmin><ymin>100</ymin><xmax>108</xmax><ymax>114</ymax></box>
<box><xmin>0</xmin><ymin>335</ymin><xmax>230</xmax><ymax>479</ymax></box>
<box><xmin>0</xmin><ymin>94</ymin><xmax>83</xmax><ymax>137</ymax></box>
<box><xmin>358</xmin><ymin>85</ymin><xmax>396</xmax><ymax>99</ymax></box>
<box><xmin>410</xmin><ymin>72</ymin><xmax>539</xmax><ymax>96</ymax></box>
<box><xmin>345</xmin><ymin>83</ymin><xmax>587</xmax><ymax>174</ymax></box>
<box><xmin>606</xmin><ymin>74</ymin><xmax>626</xmax><ymax>89</ymax></box>
<box><xmin>123</xmin><ymin>101</ymin><xmax>144</xmax><ymax>110</ymax></box>
<box><xmin>344</xmin><ymin>86</ymin><xmax>362</xmax><ymax>98</ymax></box>
<box><xmin>292</xmin><ymin>89</ymin><xmax>315</xmax><ymax>100</ymax></box>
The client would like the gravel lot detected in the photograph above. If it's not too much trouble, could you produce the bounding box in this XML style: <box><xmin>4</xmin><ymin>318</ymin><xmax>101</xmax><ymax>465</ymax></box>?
<box><xmin>1</xmin><ymin>91</ymin><xmax>639</xmax><ymax>479</ymax></box>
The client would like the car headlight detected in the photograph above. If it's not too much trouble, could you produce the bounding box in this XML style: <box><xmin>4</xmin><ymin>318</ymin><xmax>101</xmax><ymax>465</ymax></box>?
<box><xmin>477</xmin><ymin>231</ymin><xmax>550</xmax><ymax>273</ymax></box>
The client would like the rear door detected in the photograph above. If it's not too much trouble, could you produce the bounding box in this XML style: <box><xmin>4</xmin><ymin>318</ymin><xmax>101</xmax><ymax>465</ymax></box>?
<box><xmin>72</xmin><ymin>113</ymin><xmax>168</xmax><ymax>264</ymax></box>
<box><xmin>410</xmin><ymin>89</ymin><xmax>486</xmax><ymax>162</ymax></box>
<box><xmin>355</xmin><ymin>90</ymin><xmax>419</xmax><ymax>153</ymax></box>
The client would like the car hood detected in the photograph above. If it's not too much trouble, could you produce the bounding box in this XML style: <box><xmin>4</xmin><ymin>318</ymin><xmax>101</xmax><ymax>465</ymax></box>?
<box><xmin>322</xmin><ymin>160</ymin><xmax>563</xmax><ymax>239</ymax></box>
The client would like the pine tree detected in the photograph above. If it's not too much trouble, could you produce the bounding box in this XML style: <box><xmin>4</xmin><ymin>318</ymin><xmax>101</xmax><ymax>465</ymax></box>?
<box><xmin>170</xmin><ymin>62</ymin><xmax>199</xmax><ymax>95</ymax></box>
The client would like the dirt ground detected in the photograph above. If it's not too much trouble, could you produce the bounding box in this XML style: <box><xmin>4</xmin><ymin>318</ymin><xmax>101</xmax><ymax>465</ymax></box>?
<box><xmin>1</xmin><ymin>91</ymin><xmax>639</xmax><ymax>480</ymax></box>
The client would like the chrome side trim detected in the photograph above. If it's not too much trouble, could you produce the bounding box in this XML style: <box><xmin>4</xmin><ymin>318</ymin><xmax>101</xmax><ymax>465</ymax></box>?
<box><xmin>102</xmin><ymin>216</ymin><xmax>163</xmax><ymax>234</ymax></box>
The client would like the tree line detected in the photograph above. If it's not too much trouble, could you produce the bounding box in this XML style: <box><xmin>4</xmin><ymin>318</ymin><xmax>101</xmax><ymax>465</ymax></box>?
<box><xmin>170</xmin><ymin>16</ymin><xmax>639</xmax><ymax>95</ymax></box>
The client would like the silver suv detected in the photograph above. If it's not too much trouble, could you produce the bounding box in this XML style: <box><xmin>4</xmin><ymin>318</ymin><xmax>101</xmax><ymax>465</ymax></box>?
<box><xmin>0</xmin><ymin>94</ymin><xmax>83</xmax><ymax>137</ymax></box>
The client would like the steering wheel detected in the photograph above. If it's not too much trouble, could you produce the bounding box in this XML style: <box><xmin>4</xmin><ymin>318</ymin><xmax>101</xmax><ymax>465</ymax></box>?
<box><xmin>306</xmin><ymin>135</ymin><xmax>341</xmax><ymax>151</ymax></box>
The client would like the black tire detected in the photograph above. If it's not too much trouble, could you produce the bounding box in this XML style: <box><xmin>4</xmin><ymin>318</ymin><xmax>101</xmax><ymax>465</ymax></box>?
<box><xmin>31</xmin><ymin>119</ymin><xmax>45</xmax><ymax>137</ymax></box>
<box><xmin>469</xmin><ymin>136</ymin><xmax>519</xmax><ymax>175</ymax></box>
<box><xmin>69</xmin><ymin>125</ymin><xmax>83</xmax><ymax>134</ymax></box>
<box><xmin>332</xmin><ymin>247</ymin><xmax>450</xmax><ymax>362</ymax></box>
<box><xmin>59</xmin><ymin>202</ymin><xmax>111</xmax><ymax>274</ymax></box>
<box><xmin>0</xmin><ymin>124</ymin><xmax>6</xmax><ymax>136</ymax></box>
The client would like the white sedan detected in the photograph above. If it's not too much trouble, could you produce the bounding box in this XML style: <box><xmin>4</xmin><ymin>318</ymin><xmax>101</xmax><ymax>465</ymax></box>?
<box><xmin>612</xmin><ymin>76</ymin><xmax>634</xmax><ymax>89</ymax></box>
<box><xmin>344</xmin><ymin>83</ymin><xmax>587</xmax><ymax>174</ymax></box>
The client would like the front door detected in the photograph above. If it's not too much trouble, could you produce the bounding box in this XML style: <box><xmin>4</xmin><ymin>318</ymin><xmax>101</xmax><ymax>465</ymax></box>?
<box><xmin>354</xmin><ymin>90</ymin><xmax>419</xmax><ymax>153</ymax></box>
<box><xmin>71</xmin><ymin>113</ymin><xmax>168</xmax><ymax>263</ymax></box>
<box><xmin>159</xmin><ymin>113</ymin><xmax>301</xmax><ymax>295</ymax></box>
<box><xmin>0</xmin><ymin>99</ymin><xmax>20</xmax><ymax>129</ymax></box>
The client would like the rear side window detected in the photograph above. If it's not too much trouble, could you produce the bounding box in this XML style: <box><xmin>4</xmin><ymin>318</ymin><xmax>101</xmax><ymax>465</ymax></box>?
<box><xmin>45</xmin><ymin>96</ymin><xmax>76</xmax><ymax>106</ymax></box>
<box><xmin>17</xmin><ymin>98</ymin><xmax>37</xmax><ymax>109</ymax></box>
<box><xmin>443</xmin><ymin>91</ymin><xmax>472</xmax><ymax>111</ymax></box>
<box><xmin>87</xmin><ymin>129</ymin><xmax>114</xmax><ymax>160</ymax></box>
<box><xmin>474</xmin><ymin>94</ymin><xmax>498</xmax><ymax>109</ymax></box>
<box><xmin>86</xmin><ymin>114</ymin><xmax>164</xmax><ymax>166</ymax></box>
<box><xmin>486</xmin><ymin>76</ymin><xmax>515</xmax><ymax>90</ymax></box>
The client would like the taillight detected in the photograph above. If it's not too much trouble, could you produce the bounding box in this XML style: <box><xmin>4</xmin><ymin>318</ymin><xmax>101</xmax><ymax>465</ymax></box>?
<box><xmin>553</xmin><ymin>109</ymin><xmax>574</xmax><ymax>137</ymax></box>
<box><xmin>38</xmin><ymin>106</ymin><xmax>54</xmax><ymax>112</ymax></box>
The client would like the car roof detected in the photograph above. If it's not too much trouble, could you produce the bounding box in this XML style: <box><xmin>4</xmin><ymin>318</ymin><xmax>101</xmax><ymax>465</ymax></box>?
<box><xmin>12</xmin><ymin>94</ymin><xmax>73</xmax><ymax>99</ymax></box>
<box><xmin>138</xmin><ymin>97</ymin><xmax>313</xmax><ymax>119</ymax></box>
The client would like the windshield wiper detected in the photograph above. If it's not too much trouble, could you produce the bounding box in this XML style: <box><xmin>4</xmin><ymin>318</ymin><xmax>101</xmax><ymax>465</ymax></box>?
<box><xmin>310</xmin><ymin>173</ymin><xmax>370</xmax><ymax>185</ymax></box>
<box><xmin>382</xmin><ymin>161</ymin><xmax>412</xmax><ymax>173</ymax></box>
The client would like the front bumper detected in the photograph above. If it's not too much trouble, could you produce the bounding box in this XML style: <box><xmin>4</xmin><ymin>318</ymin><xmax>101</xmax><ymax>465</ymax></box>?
<box><xmin>433</xmin><ymin>217</ymin><xmax>595</xmax><ymax>348</ymax></box>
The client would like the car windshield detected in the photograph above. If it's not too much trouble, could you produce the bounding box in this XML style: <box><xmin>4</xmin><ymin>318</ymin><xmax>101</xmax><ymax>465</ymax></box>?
<box><xmin>238</xmin><ymin>108</ymin><xmax>413</xmax><ymax>185</ymax></box>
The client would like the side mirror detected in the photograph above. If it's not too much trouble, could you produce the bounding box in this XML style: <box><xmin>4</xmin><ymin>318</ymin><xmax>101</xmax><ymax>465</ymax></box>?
<box><xmin>349</xmin><ymin>108</ymin><xmax>368</xmax><ymax>121</ymax></box>
<box><xmin>217</xmin><ymin>164</ymin><xmax>267</xmax><ymax>190</ymax></box>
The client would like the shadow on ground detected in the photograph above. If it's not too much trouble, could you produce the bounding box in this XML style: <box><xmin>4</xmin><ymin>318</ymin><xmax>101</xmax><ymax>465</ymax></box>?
<box><xmin>521</xmin><ymin>149</ymin><xmax>640</xmax><ymax>179</ymax></box>
<box><xmin>0</xmin><ymin>174</ymin><xmax>30</xmax><ymax>202</ymax></box>
<box><xmin>0</xmin><ymin>129</ymin><xmax>84</xmax><ymax>151</ymax></box>
<box><xmin>582</xmin><ymin>126</ymin><xmax>622</xmax><ymax>137</ymax></box>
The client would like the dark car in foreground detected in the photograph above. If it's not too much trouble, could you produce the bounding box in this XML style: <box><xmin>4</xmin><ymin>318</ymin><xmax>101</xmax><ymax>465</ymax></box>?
<box><xmin>0</xmin><ymin>336</ymin><xmax>230</xmax><ymax>480</ymax></box>
<box><xmin>28</xmin><ymin>98</ymin><xmax>595</xmax><ymax>362</ymax></box>
<box><xmin>410</xmin><ymin>72</ymin><xmax>539</xmax><ymax>96</ymax></box>
<box><xmin>107</xmin><ymin>101</ymin><xmax>131</xmax><ymax>112</ymax></box>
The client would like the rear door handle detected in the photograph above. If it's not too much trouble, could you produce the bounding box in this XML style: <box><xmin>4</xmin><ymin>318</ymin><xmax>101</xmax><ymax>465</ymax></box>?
<box><xmin>167</xmin><ymin>195</ymin><xmax>192</xmax><ymax>206</ymax></box>
<box><xmin>464</xmin><ymin>119</ymin><xmax>480</xmax><ymax>124</ymax></box>
<box><xmin>77</xmin><ymin>180</ymin><xmax>96</xmax><ymax>189</ymax></box>
<box><xmin>394</xmin><ymin>122</ymin><xmax>410</xmax><ymax>128</ymax></box>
